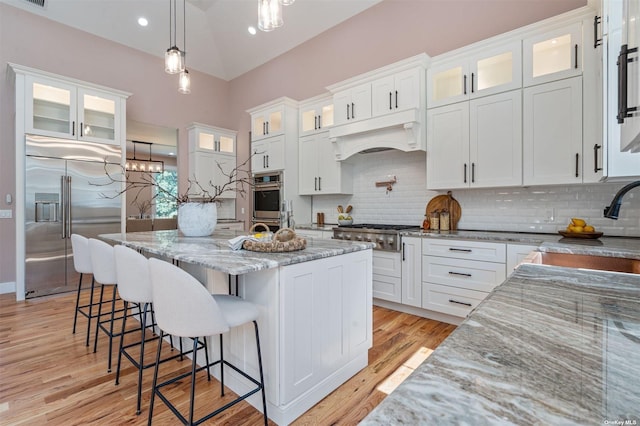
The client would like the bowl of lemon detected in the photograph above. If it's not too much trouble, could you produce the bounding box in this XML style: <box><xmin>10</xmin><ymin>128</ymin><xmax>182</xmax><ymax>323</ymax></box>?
<box><xmin>558</xmin><ymin>218</ymin><xmax>603</xmax><ymax>239</ymax></box>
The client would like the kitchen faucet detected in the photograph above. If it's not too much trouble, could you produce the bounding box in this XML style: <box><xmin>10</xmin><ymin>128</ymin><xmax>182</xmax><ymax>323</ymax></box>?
<box><xmin>603</xmin><ymin>180</ymin><xmax>640</xmax><ymax>219</ymax></box>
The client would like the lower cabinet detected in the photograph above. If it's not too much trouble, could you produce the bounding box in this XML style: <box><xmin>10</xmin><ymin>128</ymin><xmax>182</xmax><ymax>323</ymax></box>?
<box><xmin>401</xmin><ymin>237</ymin><xmax>422</xmax><ymax>307</ymax></box>
<box><xmin>372</xmin><ymin>251</ymin><xmax>402</xmax><ymax>303</ymax></box>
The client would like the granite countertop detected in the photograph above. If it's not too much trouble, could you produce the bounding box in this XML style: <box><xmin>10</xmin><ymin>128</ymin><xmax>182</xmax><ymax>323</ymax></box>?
<box><xmin>295</xmin><ymin>223</ymin><xmax>338</xmax><ymax>232</ymax></box>
<box><xmin>362</xmin><ymin>263</ymin><xmax>640</xmax><ymax>425</ymax></box>
<box><xmin>99</xmin><ymin>229</ymin><xmax>374</xmax><ymax>275</ymax></box>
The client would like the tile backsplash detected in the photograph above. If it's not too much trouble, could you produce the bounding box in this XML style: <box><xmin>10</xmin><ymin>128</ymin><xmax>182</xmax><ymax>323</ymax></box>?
<box><xmin>311</xmin><ymin>150</ymin><xmax>640</xmax><ymax>237</ymax></box>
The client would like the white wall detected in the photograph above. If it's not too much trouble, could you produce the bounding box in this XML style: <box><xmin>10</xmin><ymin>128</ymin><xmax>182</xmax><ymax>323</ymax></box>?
<box><xmin>311</xmin><ymin>150</ymin><xmax>640</xmax><ymax>237</ymax></box>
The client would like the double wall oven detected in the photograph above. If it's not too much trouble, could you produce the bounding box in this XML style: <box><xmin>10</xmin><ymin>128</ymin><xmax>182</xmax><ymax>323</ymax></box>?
<box><xmin>252</xmin><ymin>172</ymin><xmax>283</xmax><ymax>231</ymax></box>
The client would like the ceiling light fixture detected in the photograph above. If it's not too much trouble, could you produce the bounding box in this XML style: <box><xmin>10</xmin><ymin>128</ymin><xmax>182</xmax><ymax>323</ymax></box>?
<box><xmin>178</xmin><ymin>0</ymin><xmax>190</xmax><ymax>94</ymax></box>
<box><xmin>165</xmin><ymin>0</ymin><xmax>184</xmax><ymax>74</ymax></box>
<box><xmin>248</xmin><ymin>25</ymin><xmax>257</xmax><ymax>35</ymax></box>
<box><xmin>258</xmin><ymin>0</ymin><xmax>283</xmax><ymax>32</ymax></box>
<box><xmin>126</xmin><ymin>141</ymin><xmax>164</xmax><ymax>173</ymax></box>
<box><xmin>138</xmin><ymin>17</ymin><xmax>148</xmax><ymax>27</ymax></box>
<box><xmin>279</xmin><ymin>0</ymin><xmax>295</xmax><ymax>5</ymax></box>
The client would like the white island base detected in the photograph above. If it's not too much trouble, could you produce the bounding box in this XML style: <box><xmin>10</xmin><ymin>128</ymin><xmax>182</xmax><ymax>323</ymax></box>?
<box><xmin>191</xmin><ymin>249</ymin><xmax>372</xmax><ymax>425</ymax></box>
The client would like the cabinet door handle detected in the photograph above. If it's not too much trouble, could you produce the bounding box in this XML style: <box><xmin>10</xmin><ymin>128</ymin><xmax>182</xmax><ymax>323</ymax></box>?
<box><xmin>389</xmin><ymin>92</ymin><xmax>392</xmax><ymax>110</ymax></box>
<box><xmin>449</xmin><ymin>247</ymin><xmax>472</xmax><ymax>253</ymax></box>
<box><xmin>594</xmin><ymin>144</ymin><xmax>602</xmax><ymax>173</ymax></box>
<box><xmin>266</xmin><ymin>122</ymin><xmax>269</xmax><ymax>134</ymax></box>
<box><xmin>395</xmin><ymin>90</ymin><xmax>398</xmax><ymax>108</ymax></box>
<box><xmin>263</xmin><ymin>155</ymin><xmax>266</xmax><ymax>168</ymax></box>
<box><xmin>314</xmin><ymin>116</ymin><xmax>318</xmax><ymax>130</ymax></box>
<box><xmin>402</xmin><ymin>242</ymin><xmax>405</xmax><ymax>261</ymax></box>
<box><xmin>266</xmin><ymin>155</ymin><xmax>269</xmax><ymax>168</ymax></box>
<box><xmin>449</xmin><ymin>299</ymin><xmax>472</xmax><ymax>307</ymax></box>
<box><xmin>449</xmin><ymin>271</ymin><xmax>472</xmax><ymax>277</ymax></box>
<box><xmin>463</xmin><ymin>163</ymin><xmax>467</xmax><ymax>183</ymax></box>
<box><xmin>471</xmin><ymin>162</ymin><xmax>475</xmax><ymax>183</ymax></box>
<box><xmin>463</xmin><ymin>75</ymin><xmax>467</xmax><ymax>95</ymax></box>
<box><xmin>318</xmin><ymin>176</ymin><xmax>321</xmax><ymax>191</ymax></box>
<box><xmin>263</xmin><ymin>122</ymin><xmax>265</xmax><ymax>135</ymax></box>
<box><xmin>617</xmin><ymin>44</ymin><xmax>639</xmax><ymax>123</ymax></box>
<box><xmin>351</xmin><ymin>102</ymin><xmax>355</xmax><ymax>119</ymax></box>
<box><xmin>80</xmin><ymin>122</ymin><xmax>83</xmax><ymax>137</ymax></box>
<box><xmin>72</xmin><ymin>121</ymin><xmax>75</xmax><ymax>136</ymax></box>
<box><xmin>315</xmin><ymin>177</ymin><xmax>318</xmax><ymax>191</ymax></box>
<box><xmin>471</xmin><ymin>72</ymin><xmax>475</xmax><ymax>93</ymax></box>
<box><xmin>346</xmin><ymin>104</ymin><xmax>350</xmax><ymax>120</ymax></box>
<box><xmin>318</xmin><ymin>115</ymin><xmax>321</xmax><ymax>129</ymax></box>
<box><xmin>575</xmin><ymin>153</ymin><xmax>579</xmax><ymax>177</ymax></box>
<box><xmin>574</xmin><ymin>44</ymin><xmax>578</xmax><ymax>69</ymax></box>
<box><xmin>594</xmin><ymin>16</ymin><xmax>602</xmax><ymax>49</ymax></box>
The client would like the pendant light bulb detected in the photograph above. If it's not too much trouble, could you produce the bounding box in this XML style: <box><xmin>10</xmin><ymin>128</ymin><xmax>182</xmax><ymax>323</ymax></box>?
<box><xmin>258</xmin><ymin>0</ymin><xmax>283</xmax><ymax>32</ymax></box>
<box><xmin>165</xmin><ymin>46</ymin><xmax>184</xmax><ymax>74</ymax></box>
<box><xmin>179</xmin><ymin>69</ymin><xmax>191</xmax><ymax>94</ymax></box>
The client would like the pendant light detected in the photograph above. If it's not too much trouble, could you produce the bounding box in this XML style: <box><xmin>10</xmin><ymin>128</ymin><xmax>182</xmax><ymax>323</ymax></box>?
<box><xmin>126</xmin><ymin>141</ymin><xmax>164</xmax><ymax>173</ymax></box>
<box><xmin>258</xmin><ymin>0</ymin><xmax>283</xmax><ymax>32</ymax></box>
<box><xmin>165</xmin><ymin>0</ymin><xmax>184</xmax><ymax>74</ymax></box>
<box><xmin>178</xmin><ymin>0</ymin><xmax>191</xmax><ymax>94</ymax></box>
<box><xmin>279</xmin><ymin>0</ymin><xmax>295</xmax><ymax>5</ymax></box>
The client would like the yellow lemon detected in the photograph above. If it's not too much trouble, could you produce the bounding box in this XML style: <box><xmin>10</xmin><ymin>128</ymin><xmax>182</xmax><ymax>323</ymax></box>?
<box><xmin>572</xmin><ymin>225</ymin><xmax>584</xmax><ymax>233</ymax></box>
<box><xmin>571</xmin><ymin>218</ymin><xmax>586</xmax><ymax>227</ymax></box>
<box><xmin>584</xmin><ymin>225</ymin><xmax>595</xmax><ymax>232</ymax></box>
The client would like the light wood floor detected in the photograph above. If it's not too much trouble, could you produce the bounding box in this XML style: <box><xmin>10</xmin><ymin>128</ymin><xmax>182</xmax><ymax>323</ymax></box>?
<box><xmin>0</xmin><ymin>291</ymin><xmax>455</xmax><ymax>425</ymax></box>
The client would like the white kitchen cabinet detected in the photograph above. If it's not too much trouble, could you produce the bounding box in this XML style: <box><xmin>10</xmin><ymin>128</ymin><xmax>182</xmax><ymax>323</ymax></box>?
<box><xmin>372</xmin><ymin>67</ymin><xmax>422</xmax><ymax>117</ymax></box>
<box><xmin>427</xmin><ymin>41</ymin><xmax>521</xmax><ymax>108</ymax></box>
<box><xmin>299</xmin><ymin>94</ymin><xmax>334</xmax><ymax>136</ymax></box>
<box><xmin>523</xmin><ymin>76</ymin><xmax>584</xmax><ymax>185</ymax></box>
<box><xmin>251</xmin><ymin>136</ymin><xmax>285</xmax><ymax>174</ymax></box>
<box><xmin>427</xmin><ymin>90</ymin><xmax>522</xmax><ymax>189</ymax></box>
<box><xmin>422</xmin><ymin>238</ymin><xmax>506</xmax><ymax>318</ymax></box>
<box><xmin>401</xmin><ymin>237</ymin><xmax>422</xmax><ymax>308</ymax></box>
<box><xmin>299</xmin><ymin>132</ymin><xmax>353</xmax><ymax>195</ymax></box>
<box><xmin>188</xmin><ymin>151</ymin><xmax>237</xmax><ymax>199</ymax></box>
<box><xmin>280</xmin><ymin>251</ymin><xmax>372</xmax><ymax>404</ymax></box>
<box><xmin>523</xmin><ymin>21</ymin><xmax>583</xmax><ymax>87</ymax></box>
<box><xmin>619</xmin><ymin>0</ymin><xmax>640</xmax><ymax>152</ymax></box>
<box><xmin>24</xmin><ymin>73</ymin><xmax>127</xmax><ymax>145</ymax></box>
<box><xmin>506</xmin><ymin>243</ymin><xmax>539</xmax><ymax>275</ymax></box>
<box><xmin>188</xmin><ymin>123</ymin><xmax>235</xmax><ymax>155</ymax></box>
<box><xmin>333</xmin><ymin>83</ymin><xmax>372</xmax><ymax>126</ymax></box>
<box><xmin>251</xmin><ymin>104</ymin><xmax>284</xmax><ymax>141</ymax></box>
<box><xmin>372</xmin><ymin>251</ymin><xmax>402</xmax><ymax>303</ymax></box>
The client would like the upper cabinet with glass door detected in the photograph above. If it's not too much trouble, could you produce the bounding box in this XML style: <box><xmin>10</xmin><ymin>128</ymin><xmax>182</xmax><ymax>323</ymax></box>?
<box><xmin>427</xmin><ymin>41</ymin><xmax>521</xmax><ymax>108</ymax></box>
<box><xmin>24</xmin><ymin>73</ymin><xmax>127</xmax><ymax>145</ymax></box>
<box><xmin>523</xmin><ymin>22</ymin><xmax>582</xmax><ymax>87</ymax></box>
<box><xmin>299</xmin><ymin>94</ymin><xmax>334</xmax><ymax>136</ymax></box>
<box><xmin>251</xmin><ymin>104</ymin><xmax>285</xmax><ymax>141</ymax></box>
<box><xmin>187</xmin><ymin>123</ymin><xmax>236</xmax><ymax>156</ymax></box>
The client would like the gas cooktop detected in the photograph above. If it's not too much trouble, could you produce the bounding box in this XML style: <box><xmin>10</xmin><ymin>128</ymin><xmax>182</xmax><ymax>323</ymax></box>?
<box><xmin>334</xmin><ymin>224</ymin><xmax>419</xmax><ymax>231</ymax></box>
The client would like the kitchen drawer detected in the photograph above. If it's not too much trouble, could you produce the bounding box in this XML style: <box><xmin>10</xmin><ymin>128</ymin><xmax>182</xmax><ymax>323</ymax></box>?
<box><xmin>422</xmin><ymin>256</ymin><xmax>506</xmax><ymax>292</ymax></box>
<box><xmin>423</xmin><ymin>238</ymin><xmax>506</xmax><ymax>263</ymax></box>
<box><xmin>373</xmin><ymin>274</ymin><xmax>401</xmax><ymax>303</ymax></box>
<box><xmin>373</xmin><ymin>251</ymin><xmax>402</xmax><ymax>278</ymax></box>
<box><xmin>422</xmin><ymin>282</ymin><xmax>487</xmax><ymax>318</ymax></box>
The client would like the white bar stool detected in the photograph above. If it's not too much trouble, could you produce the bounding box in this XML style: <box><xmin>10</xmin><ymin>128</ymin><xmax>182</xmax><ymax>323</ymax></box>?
<box><xmin>70</xmin><ymin>234</ymin><xmax>97</xmax><ymax>346</ymax></box>
<box><xmin>147</xmin><ymin>258</ymin><xmax>268</xmax><ymax>426</ymax></box>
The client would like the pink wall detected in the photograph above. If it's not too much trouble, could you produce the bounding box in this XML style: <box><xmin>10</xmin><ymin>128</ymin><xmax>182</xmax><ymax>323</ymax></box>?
<box><xmin>0</xmin><ymin>0</ymin><xmax>586</xmax><ymax>285</ymax></box>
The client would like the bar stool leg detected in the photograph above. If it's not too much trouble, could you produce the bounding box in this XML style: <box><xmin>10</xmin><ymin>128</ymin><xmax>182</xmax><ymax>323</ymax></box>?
<box><xmin>188</xmin><ymin>337</ymin><xmax>199</xmax><ymax>425</ymax></box>
<box><xmin>86</xmin><ymin>277</ymin><xmax>96</xmax><ymax>347</ymax></box>
<box><xmin>219</xmin><ymin>334</ymin><xmax>224</xmax><ymax>396</ymax></box>
<box><xmin>72</xmin><ymin>272</ymin><xmax>84</xmax><ymax>334</ymax></box>
<box><xmin>93</xmin><ymin>284</ymin><xmax>105</xmax><ymax>353</ymax></box>
<box><xmin>254</xmin><ymin>321</ymin><xmax>268</xmax><ymax>426</ymax></box>
<box><xmin>148</xmin><ymin>330</ymin><xmax>164</xmax><ymax>426</ymax></box>
<box><xmin>106</xmin><ymin>286</ymin><xmax>118</xmax><ymax>372</ymax></box>
<box><xmin>135</xmin><ymin>302</ymin><xmax>150</xmax><ymax>415</ymax></box>
<box><xmin>115</xmin><ymin>300</ymin><xmax>129</xmax><ymax>386</ymax></box>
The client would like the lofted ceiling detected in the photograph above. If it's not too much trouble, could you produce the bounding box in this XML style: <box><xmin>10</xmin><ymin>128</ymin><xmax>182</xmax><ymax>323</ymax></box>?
<box><xmin>2</xmin><ymin>0</ymin><xmax>382</xmax><ymax>81</ymax></box>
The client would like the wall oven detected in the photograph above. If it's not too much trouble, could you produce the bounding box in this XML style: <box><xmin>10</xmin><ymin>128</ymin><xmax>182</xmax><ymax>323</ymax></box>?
<box><xmin>252</xmin><ymin>172</ymin><xmax>283</xmax><ymax>231</ymax></box>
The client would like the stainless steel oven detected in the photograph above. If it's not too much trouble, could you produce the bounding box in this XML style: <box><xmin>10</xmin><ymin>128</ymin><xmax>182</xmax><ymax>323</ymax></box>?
<box><xmin>252</xmin><ymin>172</ymin><xmax>283</xmax><ymax>231</ymax></box>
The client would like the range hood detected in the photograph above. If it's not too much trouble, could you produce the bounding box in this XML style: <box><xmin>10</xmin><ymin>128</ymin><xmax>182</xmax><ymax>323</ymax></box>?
<box><xmin>329</xmin><ymin>108</ymin><xmax>425</xmax><ymax>161</ymax></box>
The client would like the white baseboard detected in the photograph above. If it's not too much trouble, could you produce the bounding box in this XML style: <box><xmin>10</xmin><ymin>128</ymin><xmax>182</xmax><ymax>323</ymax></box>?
<box><xmin>0</xmin><ymin>281</ymin><xmax>16</xmax><ymax>294</ymax></box>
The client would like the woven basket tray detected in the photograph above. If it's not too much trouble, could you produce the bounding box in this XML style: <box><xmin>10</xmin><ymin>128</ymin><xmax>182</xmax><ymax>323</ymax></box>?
<box><xmin>243</xmin><ymin>224</ymin><xmax>307</xmax><ymax>253</ymax></box>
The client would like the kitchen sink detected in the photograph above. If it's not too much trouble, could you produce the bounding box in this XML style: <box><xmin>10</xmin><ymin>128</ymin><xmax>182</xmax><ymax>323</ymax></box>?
<box><xmin>537</xmin><ymin>252</ymin><xmax>640</xmax><ymax>274</ymax></box>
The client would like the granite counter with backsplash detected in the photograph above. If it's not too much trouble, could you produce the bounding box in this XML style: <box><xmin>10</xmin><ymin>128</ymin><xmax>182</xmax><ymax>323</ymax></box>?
<box><xmin>361</xmin><ymin>262</ymin><xmax>640</xmax><ymax>424</ymax></box>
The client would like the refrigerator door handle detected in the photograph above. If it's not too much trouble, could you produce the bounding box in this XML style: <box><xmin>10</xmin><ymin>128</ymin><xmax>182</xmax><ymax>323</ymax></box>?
<box><xmin>61</xmin><ymin>176</ymin><xmax>67</xmax><ymax>239</ymax></box>
<box><xmin>67</xmin><ymin>176</ymin><xmax>72</xmax><ymax>238</ymax></box>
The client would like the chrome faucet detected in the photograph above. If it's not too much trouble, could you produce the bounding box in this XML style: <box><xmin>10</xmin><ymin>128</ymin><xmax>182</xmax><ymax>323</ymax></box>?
<box><xmin>604</xmin><ymin>181</ymin><xmax>640</xmax><ymax>219</ymax></box>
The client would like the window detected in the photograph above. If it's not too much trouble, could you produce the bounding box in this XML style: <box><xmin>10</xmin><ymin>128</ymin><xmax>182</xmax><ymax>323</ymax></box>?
<box><xmin>154</xmin><ymin>169</ymin><xmax>178</xmax><ymax>218</ymax></box>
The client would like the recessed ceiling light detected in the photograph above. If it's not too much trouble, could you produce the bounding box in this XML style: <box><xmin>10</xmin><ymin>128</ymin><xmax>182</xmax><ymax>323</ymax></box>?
<box><xmin>248</xmin><ymin>26</ymin><xmax>257</xmax><ymax>35</ymax></box>
<box><xmin>138</xmin><ymin>17</ymin><xmax>148</xmax><ymax>27</ymax></box>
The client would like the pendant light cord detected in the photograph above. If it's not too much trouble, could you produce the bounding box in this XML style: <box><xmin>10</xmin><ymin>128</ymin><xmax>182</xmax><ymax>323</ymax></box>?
<box><xmin>183</xmin><ymin>0</ymin><xmax>186</xmax><ymax>64</ymax></box>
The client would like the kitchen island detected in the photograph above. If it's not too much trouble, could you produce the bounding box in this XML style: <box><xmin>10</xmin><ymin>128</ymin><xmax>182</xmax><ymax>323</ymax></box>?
<box><xmin>100</xmin><ymin>230</ymin><xmax>374</xmax><ymax>426</ymax></box>
<box><xmin>361</xmin><ymin>261</ymin><xmax>640</xmax><ymax>424</ymax></box>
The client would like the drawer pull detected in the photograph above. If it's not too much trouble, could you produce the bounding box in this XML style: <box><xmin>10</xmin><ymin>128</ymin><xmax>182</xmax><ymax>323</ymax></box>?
<box><xmin>448</xmin><ymin>271</ymin><xmax>472</xmax><ymax>277</ymax></box>
<box><xmin>449</xmin><ymin>299</ymin><xmax>472</xmax><ymax>307</ymax></box>
<box><xmin>449</xmin><ymin>248</ymin><xmax>472</xmax><ymax>253</ymax></box>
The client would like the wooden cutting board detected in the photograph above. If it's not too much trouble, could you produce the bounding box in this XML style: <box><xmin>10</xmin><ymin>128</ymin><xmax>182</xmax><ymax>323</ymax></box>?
<box><xmin>425</xmin><ymin>191</ymin><xmax>461</xmax><ymax>230</ymax></box>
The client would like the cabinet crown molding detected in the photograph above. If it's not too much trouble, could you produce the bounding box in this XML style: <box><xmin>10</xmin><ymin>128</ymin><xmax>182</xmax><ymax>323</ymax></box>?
<box><xmin>246</xmin><ymin>96</ymin><xmax>298</xmax><ymax>114</ymax></box>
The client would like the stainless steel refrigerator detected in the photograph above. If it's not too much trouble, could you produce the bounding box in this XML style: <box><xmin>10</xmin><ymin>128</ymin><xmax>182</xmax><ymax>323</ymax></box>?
<box><xmin>25</xmin><ymin>135</ymin><xmax>123</xmax><ymax>298</ymax></box>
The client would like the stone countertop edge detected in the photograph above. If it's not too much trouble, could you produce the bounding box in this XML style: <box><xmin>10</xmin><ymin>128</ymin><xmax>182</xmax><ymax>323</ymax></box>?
<box><xmin>361</xmin><ymin>263</ymin><xmax>640</xmax><ymax>425</ymax></box>
<box><xmin>99</xmin><ymin>230</ymin><xmax>374</xmax><ymax>276</ymax></box>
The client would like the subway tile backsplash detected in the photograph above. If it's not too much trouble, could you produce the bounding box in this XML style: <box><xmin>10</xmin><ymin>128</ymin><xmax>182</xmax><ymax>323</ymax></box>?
<box><xmin>311</xmin><ymin>150</ymin><xmax>640</xmax><ymax>237</ymax></box>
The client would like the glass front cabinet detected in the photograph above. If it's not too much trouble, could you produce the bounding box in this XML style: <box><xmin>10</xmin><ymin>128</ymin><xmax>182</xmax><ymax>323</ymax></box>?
<box><xmin>25</xmin><ymin>75</ymin><xmax>124</xmax><ymax>145</ymax></box>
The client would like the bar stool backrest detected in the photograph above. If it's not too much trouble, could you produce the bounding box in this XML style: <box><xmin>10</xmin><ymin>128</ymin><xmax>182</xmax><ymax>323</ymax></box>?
<box><xmin>114</xmin><ymin>245</ymin><xmax>152</xmax><ymax>304</ymax></box>
<box><xmin>88</xmin><ymin>238</ymin><xmax>117</xmax><ymax>286</ymax></box>
<box><xmin>148</xmin><ymin>258</ymin><xmax>229</xmax><ymax>338</ymax></box>
<box><xmin>71</xmin><ymin>234</ymin><xmax>92</xmax><ymax>274</ymax></box>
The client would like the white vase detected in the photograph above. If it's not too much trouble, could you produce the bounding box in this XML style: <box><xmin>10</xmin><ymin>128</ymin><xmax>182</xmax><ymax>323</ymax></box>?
<box><xmin>177</xmin><ymin>202</ymin><xmax>217</xmax><ymax>237</ymax></box>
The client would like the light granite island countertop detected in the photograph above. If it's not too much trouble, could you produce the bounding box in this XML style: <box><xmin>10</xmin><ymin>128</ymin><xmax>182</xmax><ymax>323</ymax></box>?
<box><xmin>361</xmin><ymin>263</ymin><xmax>640</xmax><ymax>425</ymax></box>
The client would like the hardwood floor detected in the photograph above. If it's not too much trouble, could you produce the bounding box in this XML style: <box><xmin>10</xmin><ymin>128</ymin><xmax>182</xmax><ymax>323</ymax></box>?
<box><xmin>0</xmin><ymin>291</ymin><xmax>455</xmax><ymax>425</ymax></box>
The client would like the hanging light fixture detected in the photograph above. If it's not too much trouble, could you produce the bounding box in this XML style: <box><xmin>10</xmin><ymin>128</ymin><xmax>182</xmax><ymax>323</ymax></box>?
<box><xmin>126</xmin><ymin>141</ymin><xmax>164</xmax><ymax>173</ymax></box>
<box><xmin>165</xmin><ymin>0</ymin><xmax>184</xmax><ymax>74</ymax></box>
<box><xmin>258</xmin><ymin>0</ymin><xmax>283</xmax><ymax>32</ymax></box>
<box><xmin>178</xmin><ymin>0</ymin><xmax>191</xmax><ymax>94</ymax></box>
<box><xmin>279</xmin><ymin>0</ymin><xmax>295</xmax><ymax>5</ymax></box>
